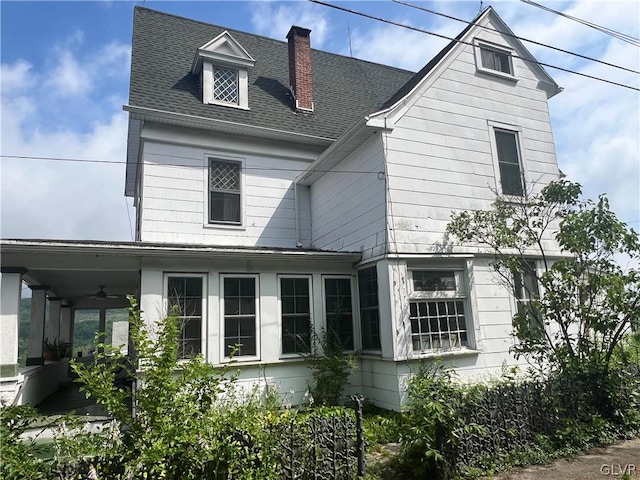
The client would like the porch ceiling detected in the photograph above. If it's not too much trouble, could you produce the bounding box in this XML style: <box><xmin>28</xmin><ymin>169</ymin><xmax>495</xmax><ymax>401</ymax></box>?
<box><xmin>1</xmin><ymin>238</ymin><xmax>362</xmax><ymax>308</ymax></box>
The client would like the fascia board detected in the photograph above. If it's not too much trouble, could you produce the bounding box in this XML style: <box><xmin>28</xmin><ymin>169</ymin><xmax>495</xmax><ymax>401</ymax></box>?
<box><xmin>0</xmin><ymin>239</ymin><xmax>362</xmax><ymax>263</ymax></box>
<box><xmin>366</xmin><ymin>7</ymin><xmax>561</xmax><ymax>125</ymax></box>
<box><xmin>295</xmin><ymin>117</ymin><xmax>372</xmax><ymax>185</ymax></box>
<box><xmin>483</xmin><ymin>10</ymin><xmax>561</xmax><ymax>97</ymax></box>
<box><xmin>123</xmin><ymin>105</ymin><xmax>334</xmax><ymax>146</ymax></box>
<box><xmin>366</xmin><ymin>11</ymin><xmax>492</xmax><ymax>124</ymax></box>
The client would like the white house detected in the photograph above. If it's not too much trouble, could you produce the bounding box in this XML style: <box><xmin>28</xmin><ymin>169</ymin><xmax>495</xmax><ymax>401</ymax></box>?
<box><xmin>0</xmin><ymin>6</ymin><xmax>563</xmax><ymax>410</ymax></box>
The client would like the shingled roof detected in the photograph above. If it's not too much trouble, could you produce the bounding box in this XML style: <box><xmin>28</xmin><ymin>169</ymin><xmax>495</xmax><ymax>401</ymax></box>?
<box><xmin>129</xmin><ymin>6</ymin><xmax>417</xmax><ymax>141</ymax></box>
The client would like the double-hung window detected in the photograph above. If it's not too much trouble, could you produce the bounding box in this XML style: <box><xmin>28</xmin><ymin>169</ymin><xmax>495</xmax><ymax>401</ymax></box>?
<box><xmin>280</xmin><ymin>276</ymin><xmax>312</xmax><ymax>354</ymax></box>
<box><xmin>324</xmin><ymin>277</ymin><xmax>354</xmax><ymax>351</ymax></box>
<box><xmin>358</xmin><ymin>267</ymin><xmax>381</xmax><ymax>351</ymax></box>
<box><xmin>409</xmin><ymin>270</ymin><xmax>469</xmax><ymax>353</ymax></box>
<box><xmin>494</xmin><ymin>129</ymin><xmax>525</xmax><ymax>197</ymax></box>
<box><xmin>167</xmin><ymin>276</ymin><xmax>204</xmax><ymax>359</ymax></box>
<box><xmin>222</xmin><ymin>276</ymin><xmax>257</xmax><ymax>358</ymax></box>
<box><xmin>209</xmin><ymin>159</ymin><xmax>241</xmax><ymax>224</ymax></box>
<box><xmin>512</xmin><ymin>260</ymin><xmax>543</xmax><ymax>336</ymax></box>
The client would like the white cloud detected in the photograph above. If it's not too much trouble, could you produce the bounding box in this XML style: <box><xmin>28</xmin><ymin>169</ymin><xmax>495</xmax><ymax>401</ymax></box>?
<box><xmin>250</xmin><ymin>1</ymin><xmax>329</xmax><ymax>47</ymax></box>
<box><xmin>45</xmin><ymin>49</ymin><xmax>91</xmax><ymax>97</ymax></box>
<box><xmin>0</xmin><ymin>60</ymin><xmax>35</xmax><ymax>94</ymax></box>
<box><xmin>0</xmin><ymin>38</ymin><xmax>133</xmax><ymax>241</ymax></box>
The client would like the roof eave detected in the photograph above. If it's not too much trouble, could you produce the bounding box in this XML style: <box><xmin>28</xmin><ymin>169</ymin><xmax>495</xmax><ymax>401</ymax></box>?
<box><xmin>0</xmin><ymin>239</ymin><xmax>362</xmax><ymax>263</ymax></box>
<box><xmin>296</xmin><ymin>117</ymin><xmax>388</xmax><ymax>185</ymax></box>
<box><xmin>124</xmin><ymin>105</ymin><xmax>336</xmax><ymax>196</ymax></box>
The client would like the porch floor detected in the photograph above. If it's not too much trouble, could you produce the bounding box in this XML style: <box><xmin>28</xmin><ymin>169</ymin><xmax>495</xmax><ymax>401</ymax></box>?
<box><xmin>36</xmin><ymin>380</ymin><xmax>109</xmax><ymax>417</ymax></box>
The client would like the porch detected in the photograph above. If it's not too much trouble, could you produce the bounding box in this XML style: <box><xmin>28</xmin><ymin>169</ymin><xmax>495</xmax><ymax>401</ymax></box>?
<box><xmin>1</xmin><ymin>239</ymin><xmax>141</xmax><ymax>406</ymax></box>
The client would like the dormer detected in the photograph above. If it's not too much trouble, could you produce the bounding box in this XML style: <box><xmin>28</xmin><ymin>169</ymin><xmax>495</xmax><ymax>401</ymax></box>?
<box><xmin>191</xmin><ymin>31</ymin><xmax>255</xmax><ymax>110</ymax></box>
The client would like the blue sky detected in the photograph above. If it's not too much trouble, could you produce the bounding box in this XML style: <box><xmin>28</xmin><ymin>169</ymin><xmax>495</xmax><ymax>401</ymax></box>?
<box><xmin>1</xmin><ymin>1</ymin><xmax>639</xmax><ymax>245</ymax></box>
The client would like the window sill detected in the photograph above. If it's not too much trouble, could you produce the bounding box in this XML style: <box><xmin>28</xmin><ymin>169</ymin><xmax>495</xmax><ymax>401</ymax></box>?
<box><xmin>207</xmin><ymin>100</ymin><xmax>250</xmax><ymax>111</ymax></box>
<box><xmin>409</xmin><ymin>347</ymin><xmax>480</xmax><ymax>360</ymax></box>
<box><xmin>204</xmin><ymin>223</ymin><xmax>246</xmax><ymax>231</ymax></box>
<box><xmin>477</xmin><ymin>67</ymin><xmax>518</xmax><ymax>83</ymax></box>
<box><xmin>221</xmin><ymin>356</ymin><xmax>261</xmax><ymax>364</ymax></box>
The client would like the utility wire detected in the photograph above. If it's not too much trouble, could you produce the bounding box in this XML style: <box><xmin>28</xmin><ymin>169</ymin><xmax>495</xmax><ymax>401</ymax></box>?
<box><xmin>521</xmin><ymin>0</ymin><xmax>640</xmax><ymax>47</ymax></box>
<box><xmin>308</xmin><ymin>0</ymin><xmax>640</xmax><ymax>92</ymax></box>
<box><xmin>394</xmin><ymin>0</ymin><xmax>640</xmax><ymax>75</ymax></box>
<box><xmin>0</xmin><ymin>154</ymin><xmax>381</xmax><ymax>175</ymax></box>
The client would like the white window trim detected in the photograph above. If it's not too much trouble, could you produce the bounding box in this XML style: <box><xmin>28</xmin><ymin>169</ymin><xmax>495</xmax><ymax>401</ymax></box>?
<box><xmin>487</xmin><ymin>121</ymin><xmax>528</xmax><ymax>199</ymax></box>
<box><xmin>408</xmin><ymin>269</ymin><xmax>467</xmax><ymax>299</ymax></box>
<box><xmin>278</xmin><ymin>274</ymin><xmax>314</xmax><ymax>358</ymax></box>
<box><xmin>202</xmin><ymin>63</ymin><xmax>250</xmax><ymax>110</ymax></box>
<box><xmin>474</xmin><ymin>39</ymin><xmax>518</xmax><ymax>82</ymax></box>
<box><xmin>203</xmin><ymin>153</ymin><xmax>246</xmax><ymax>229</ymax></box>
<box><xmin>407</xmin><ymin>267</ymin><xmax>476</xmax><ymax>356</ymax></box>
<box><xmin>164</xmin><ymin>273</ymin><xmax>208</xmax><ymax>360</ymax></box>
<box><xmin>322</xmin><ymin>275</ymin><xmax>357</xmax><ymax>353</ymax></box>
<box><xmin>220</xmin><ymin>274</ymin><xmax>260</xmax><ymax>362</ymax></box>
<box><xmin>357</xmin><ymin>266</ymin><xmax>382</xmax><ymax>354</ymax></box>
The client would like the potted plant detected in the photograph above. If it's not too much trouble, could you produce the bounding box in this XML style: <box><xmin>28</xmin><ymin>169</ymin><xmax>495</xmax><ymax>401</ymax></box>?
<box><xmin>42</xmin><ymin>339</ymin><xmax>71</xmax><ymax>361</ymax></box>
<box><xmin>43</xmin><ymin>338</ymin><xmax>59</xmax><ymax>361</ymax></box>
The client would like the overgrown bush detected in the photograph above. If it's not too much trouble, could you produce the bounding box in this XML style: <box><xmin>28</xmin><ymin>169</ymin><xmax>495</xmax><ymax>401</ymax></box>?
<box><xmin>62</xmin><ymin>297</ymin><xmax>287</xmax><ymax>479</ymax></box>
<box><xmin>303</xmin><ymin>328</ymin><xmax>357</xmax><ymax>406</ymax></box>
<box><xmin>397</xmin><ymin>361</ymin><xmax>640</xmax><ymax>480</ymax></box>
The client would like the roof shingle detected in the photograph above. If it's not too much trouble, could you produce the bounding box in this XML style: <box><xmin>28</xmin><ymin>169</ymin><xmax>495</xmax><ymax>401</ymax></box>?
<box><xmin>129</xmin><ymin>7</ymin><xmax>416</xmax><ymax>140</ymax></box>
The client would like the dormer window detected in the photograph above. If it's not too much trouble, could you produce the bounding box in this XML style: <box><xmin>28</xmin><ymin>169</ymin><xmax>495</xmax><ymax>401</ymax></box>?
<box><xmin>192</xmin><ymin>31</ymin><xmax>255</xmax><ymax>110</ymax></box>
<box><xmin>474</xmin><ymin>39</ymin><xmax>517</xmax><ymax>81</ymax></box>
<box><xmin>213</xmin><ymin>67</ymin><xmax>239</xmax><ymax>104</ymax></box>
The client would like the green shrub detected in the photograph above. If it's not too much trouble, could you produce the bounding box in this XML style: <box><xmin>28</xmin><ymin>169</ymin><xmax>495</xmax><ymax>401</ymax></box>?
<box><xmin>303</xmin><ymin>328</ymin><xmax>357</xmax><ymax>406</ymax></box>
<box><xmin>67</xmin><ymin>297</ymin><xmax>283</xmax><ymax>479</ymax></box>
<box><xmin>0</xmin><ymin>405</ymin><xmax>52</xmax><ymax>480</ymax></box>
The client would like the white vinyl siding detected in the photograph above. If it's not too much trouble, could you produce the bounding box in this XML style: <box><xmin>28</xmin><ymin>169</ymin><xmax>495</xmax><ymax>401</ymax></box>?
<box><xmin>138</xmin><ymin>127</ymin><xmax>315</xmax><ymax>248</ymax></box>
<box><xmin>384</xmin><ymin>21</ymin><xmax>560</xmax><ymax>255</ymax></box>
<box><xmin>310</xmin><ymin>135</ymin><xmax>386</xmax><ymax>260</ymax></box>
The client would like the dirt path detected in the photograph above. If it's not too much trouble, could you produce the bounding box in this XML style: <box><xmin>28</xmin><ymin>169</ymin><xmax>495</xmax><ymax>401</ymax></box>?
<box><xmin>486</xmin><ymin>438</ymin><xmax>640</xmax><ymax>480</ymax></box>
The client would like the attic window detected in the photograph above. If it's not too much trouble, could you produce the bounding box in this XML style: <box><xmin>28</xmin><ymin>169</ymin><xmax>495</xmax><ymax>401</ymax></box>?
<box><xmin>214</xmin><ymin>67</ymin><xmax>239</xmax><ymax>104</ymax></box>
<box><xmin>480</xmin><ymin>47</ymin><xmax>512</xmax><ymax>74</ymax></box>
<box><xmin>474</xmin><ymin>40</ymin><xmax>517</xmax><ymax>81</ymax></box>
<box><xmin>192</xmin><ymin>31</ymin><xmax>255</xmax><ymax>110</ymax></box>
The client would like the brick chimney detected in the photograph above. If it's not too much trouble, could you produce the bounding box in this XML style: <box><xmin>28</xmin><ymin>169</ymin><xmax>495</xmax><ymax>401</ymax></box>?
<box><xmin>287</xmin><ymin>26</ymin><xmax>314</xmax><ymax>112</ymax></box>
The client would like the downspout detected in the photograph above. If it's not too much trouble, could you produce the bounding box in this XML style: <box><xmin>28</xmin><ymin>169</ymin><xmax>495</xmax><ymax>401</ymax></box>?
<box><xmin>294</xmin><ymin>182</ymin><xmax>302</xmax><ymax>248</ymax></box>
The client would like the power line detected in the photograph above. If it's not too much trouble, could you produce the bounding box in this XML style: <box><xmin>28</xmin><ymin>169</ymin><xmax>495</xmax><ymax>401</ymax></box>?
<box><xmin>308</xmin><ymin>0</ymin><xmax>640</xmax><ymax>92</ymax></box>
<box><xmin>521</xmin><ymin>0</ymin><xmax>640</xmax><ymax>47</ymax></box>
<box><xmin>393</xmin><ymin>0</ymin><xmax>640</xmax><ymax>75</ymax></box>
<box><xmin>0</xmin><ymin>154</ymin><xmax>381</xmax><ymax>175</ymax></box>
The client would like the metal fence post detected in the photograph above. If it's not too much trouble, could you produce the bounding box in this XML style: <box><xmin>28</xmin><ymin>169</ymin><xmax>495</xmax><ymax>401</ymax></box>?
<box><xmin>352</xmin><ymin>394</ymin><xmax>365</xmax><ymax>477</ymax></box>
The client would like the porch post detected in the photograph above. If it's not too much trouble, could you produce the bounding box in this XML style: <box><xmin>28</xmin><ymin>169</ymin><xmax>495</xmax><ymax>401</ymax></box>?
<box><xmin>26</xmin><ymin>286</ymin><xmax>49</xmax><ymax>366</ymax></box>
<box><xmin>47</xmin><ymin>297</ymin><xmax>62</xmax><ymax>344</ymax></box>
<box><xmin>59</xmin><ymin>304</ymin><xmax>73</xmax><ymax>344</ymax></box>
<box><xmin>98</xmin><ymin>307</ymin><xmax>107</xmax><ymax>344</ymax></box>
<box><xmin>0</xmin><ymin>267</ymin><xmax>26</xmax><ymax>405</ymax></box>
<box><xmin>0</xmin><ymin>268</ymin><xmax>26</xmax><ymax>378</ymax></box>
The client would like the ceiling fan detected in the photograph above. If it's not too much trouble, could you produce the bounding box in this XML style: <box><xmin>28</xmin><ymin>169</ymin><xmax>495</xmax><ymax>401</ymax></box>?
<box><xmin>90</xmin><ymin>285</ymin><xmax>120</xmax><ymax>300</ymax></box>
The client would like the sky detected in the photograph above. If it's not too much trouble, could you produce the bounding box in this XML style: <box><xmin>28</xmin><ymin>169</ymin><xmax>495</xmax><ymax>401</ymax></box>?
<box><xmin>1</xmin><ymin>0</ymin><xmax>639</xmax><ymax>245</ymax></box>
